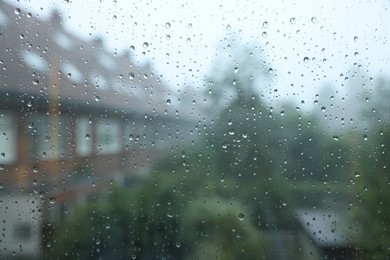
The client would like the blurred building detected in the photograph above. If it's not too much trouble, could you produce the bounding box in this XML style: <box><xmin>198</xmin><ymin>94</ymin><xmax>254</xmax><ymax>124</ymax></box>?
<box><xmin>0</xmin><ymin>2</ymin><xmax>199</xmax><ymax>256</ymax></box>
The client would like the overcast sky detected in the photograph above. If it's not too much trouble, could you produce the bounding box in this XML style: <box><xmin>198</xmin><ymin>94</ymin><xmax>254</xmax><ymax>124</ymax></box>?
<box><xmin>6</xmin><ymin>0</ymin><xmax>390</xmax><ymax>107</ymax></box>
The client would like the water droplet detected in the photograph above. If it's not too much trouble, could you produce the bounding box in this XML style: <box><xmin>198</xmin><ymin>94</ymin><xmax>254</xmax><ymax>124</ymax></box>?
<box><xmin>229</xmin><ymin>129</ymin><xmax>235</xmax><ymax>135</ymax></box>
<box><xmin>226</xmin><ymin>24</ymin><xmax>231</xmax><ymax>30</ymax></box>
<box><xmin>262</xmin><ymin>31</ymin><xmax>268</xmax><ymax>38</ymax></box>
<box><xmin>282</xmin><ymin>201</ymin><xmax>287</xmax><ymax>207</ymax></box>
<box><xmin>130</xmin><ymin>45</ymin><xmax>135</xmax><ymax>51</ymax></box>
<box><xmin>15</xmin><ymin>8</ymin><xmax>21</xmax><ymax>15</ymax></box>
<box><xmin>129</xmin><ymin>72</ymin><xmax>134</xmax><ymax>80</ymax></box>
<box><xmin>268</xmin><ymin>68</ymin><xmax>273</xmax><ymax>74</ymax></box>
<box><xmin>95</xmin><ymin>95</ymin><xmax>100</xmax><ymax>102</ymax></box>
<box><xmin>233</xmin><ymin>67</ymin><xmax>238</xmax><ymax>73</ymax></box>
<box><xmin>105</xmin><ymin>223</ymin><xmax>110</xmax><ymax>229</ymax></box>
<box><xmin>0</xmin><ymin>153</ymin><xmax>5</xmax><ymax>158</ymax></box>
<box><xmin>142</xmin><ymin>42</ymin><xmax>149</xmax><ymax>48</ymax></box>
<box><xmin>332</xmin><ymin>135</ymin><xmax>339</xmax><ymax>141</ymax></box>
<box><xmin>165</xmin><ymin>22</ymin><xmax>171</xmax><ymax>29</ymax></box>
<box><xmin>311</xmin><ymin>17</ymin><xmax>317</xmax><ymax>23</ymax></box>
<box><xmin>32</xmin><ymin>79</ymin><xmax>39</xmax><ymax>85</ymax></box>
<box><xmin>166</xmin><ymin>99</ymin><xmax>171</xmax><ymax>105</ymax></box>
<box><xmin>354</xmin><ymin>36</ymin><xmax>358</xmax><ymax>42</ymax></box>
<box><xmin>303</xmin><ymin>57</ymin><xmax>309</xmax><ymax>63</ymax></box>
<box><xmin>33</xmin><ymin>166</ymin><xmax>39</xmax><ymax>173</ymax></box>
<box><xmin>290</xmin><ymin>17</ymin><xmax>296</xmax><ymax>24</ymax></box>
<box><xmin>263</xmin><ymin>21</ymin><xmax>269</xmax><ymax>28</ymax></box>
<box><xmin>238</xmin><ymin>213</ymin><xmax>245</xmax><ymax>220</ymax></box>
<box><xmin>49</xmin><ymin>197</ymin><xmax>56</xmax><ymax>204</ymax></box>
<box><xmin>0</xmin><ymin>164</ymin><xmax>4</xmax><ymax>171</ymax></box>
<box><xmin>280</xmin><ymin>111</ymin><xmax>285</xmax><ymax>116</ymax></box>
<box><xmin>321</xmin><ymin>106</ymin><xmax>326</xmax><ymax>112</ymax></box>
<box><xmin>363</xmin><ymin>134</ymin><xmax>368</xmax><ymax>141</ymax></box>
<box><xmin>232</xmin><ymin>79</ymin><xmax>237</xmax><ymax>85</ymax></box>
<box><xmin>85</xmin><ymin>133</ymin><xmax>90</xmax><ymax>139</ymax></box>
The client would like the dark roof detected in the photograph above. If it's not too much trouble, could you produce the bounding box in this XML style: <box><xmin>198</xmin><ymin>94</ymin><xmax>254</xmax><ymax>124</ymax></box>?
<box><xmin>0</xmin><ymin>1</ymin><xmax>200</xmax><ymax>122</ymax></box>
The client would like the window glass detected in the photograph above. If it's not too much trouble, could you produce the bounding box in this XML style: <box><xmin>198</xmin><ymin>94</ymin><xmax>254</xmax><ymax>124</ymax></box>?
<box><xmin>96</xmin><ymin>119</ymin><xmax>121</xmax><ymax>155</ymax></box>
<box><xmin>0</xmin><ymin>0</ymin><xmax>389</xmax><ymax>259</ymax></box>
<box><xmin>75</xmin><ymin>117</ymin><xmax>92</xmax><ymax>156</ymax></box>
<box><xmin>0</xmin><ymin>112</ymin><xmax>17</xmax><ymax>164</ymax></box>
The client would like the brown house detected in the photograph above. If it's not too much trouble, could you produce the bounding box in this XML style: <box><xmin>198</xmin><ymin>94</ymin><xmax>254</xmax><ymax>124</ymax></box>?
<box><xmin>0</xmin><ymin>1</ymin><xmax>198</xmax><ymax>222</ymax></box>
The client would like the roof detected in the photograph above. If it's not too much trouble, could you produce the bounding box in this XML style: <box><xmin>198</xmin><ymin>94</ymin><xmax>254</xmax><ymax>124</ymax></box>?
<box><xmin>0</xmin><ymin>1</ymin><xmax>201</xmax><ymax>123</ymax></box>
<box><xmin>296</xmin><ymin>209</ymin><xmax>355</xmax><ymax>247</ymax></box>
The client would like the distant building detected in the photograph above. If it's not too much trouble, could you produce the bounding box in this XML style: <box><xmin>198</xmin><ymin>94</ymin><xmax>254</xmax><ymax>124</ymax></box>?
<box><xmin>296</xmin><ymin>209</ymin><xmax>363</xmax><ymax>259</ymax></box>
<box><xmin>0</xmin><ymin>0</ymin><xmax>198</xmax><ymax>225</ymax></box>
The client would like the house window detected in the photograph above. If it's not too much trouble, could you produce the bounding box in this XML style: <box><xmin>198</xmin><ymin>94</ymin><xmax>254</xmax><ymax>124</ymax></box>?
<box><xmin>28</xmin><ymin>114</ymin><xmax>71</xmax><ymax>160</ymax></box>
<box><xmin>96</xmin><ymin>119</ymin><xmax>121</xmax><ymax>154</ymax></box>
<box><xmin>76</xmin><ymin>117</ymin><xmax>92</xmax><ymax>156</ymax></box>
<box><xmin>0</xmin><ymin>112</ymin><xmax>17</xmax><ymax>164</ymax></box>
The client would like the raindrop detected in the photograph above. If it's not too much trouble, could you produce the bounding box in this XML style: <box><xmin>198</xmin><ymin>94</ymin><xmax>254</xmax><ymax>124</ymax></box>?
<box><xmin>165</xmin><ymin>22</ymin><xmax>171</xmax><ymax>29</ymax></box>
<box><xmin>303</xmin><ymin>57</ymin><xmax>309</xmax><ymax>63</ymax></box>
<box><xmin>49</xmin><ymin>197</ymin><xmax>56</xmax><ymax>204</ymax></box>
<box><xmin>290</xmin><ymin>17</ymin><xmax>296</xmax><ymax>24</ymax></box>
<box><xmin>129</xmin><ymin>72</ymin><xmax>134</xmax><ymax>80</ymax></box>
<box><xmin>311</xmin><ymin>16</ymin><xmax>317</xmax><ymax>23</ymax></box>
<box><xmin>233</xmin><ymin>67</ymin><xmax>238</xmax><ymax>73</ymax></box>
<box><xmin>15</xmin><ymin>8</ymin><xmax>21</xmax><ymax>15</ymax></box>
<box><xmin>166</xmin><ymin>99</ymin><xmax>171</xmax><ymax>105</ymax></box>
<box><xmin>363</xmin><ymin>134</ymin><xmax>368</xmax><ymax>141</ymax></box>
<box><xmin>354</xmin><ymin>36</ymin><xmax>358</xmax><ymax>42</ymax></box>
<box><xmin>142</xmin><ymin>42</ymin><xmax>149</xmax><ymax>48</ymax></box>
<box><xmin>33</xmin><ymin>166</ymin><xmax>39</xmax><ymax>173</ymax></box>
<box><xmin>332</xmin><ymin>135</ymin><xmax>339</xmax><ymax>141</ymax></box>
<box><xmin>32</xmin><ymin>79</ymin><xmax>39</xmax><ymax>85</ymax></box>
<box><xmin>321</xmin><ymin>106</ymin><xmax>326</xmax><ymax>112</ymax></box>
<box><xmin>0</xmin><ymin>164</ymin><xmax>4</xmax><ymax>171</ymax></box>
<box><xmin>229</xmin><ymin>129</ymin><xmax>235</xmax><ymax>135</ymax></box>
<box><xmin>95</xmin><ymin>95</ymin><xmax>100</xmax><ymax>102</ymax></box>
<box><xmin>238</xmin><ymin>213</ymin><xmax>245</xmax><ymax>220</ymax></box>
<box><xmin>85</xmin><ymin>133</ymin><xmax>90</xmax><ymax>139</ymax></box>
<box><xmin>0</xmin><ymin>153</ymin><xmax>5</xmax><ymax>158</ymax></box>
<box><xmin>263</xmin><ymin>21</ymin><xmax>269</xmax><ymax>28</ymax></box>
<box><xmin>262</xmin><ymin>31</ymin><xmax>268</xmax><ymax>38</ymax></box>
